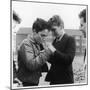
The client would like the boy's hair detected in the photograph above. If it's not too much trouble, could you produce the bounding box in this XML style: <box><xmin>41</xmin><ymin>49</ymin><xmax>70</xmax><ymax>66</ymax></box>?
<box><xmin>13</xmin><ymin>11</ymin><xmax>21</xmax><ymax>24</ymax></box>
<box><xmin>48</xmin><ymin>15</ymin><xmax>64</xmax><ymax>29</ymax></box>
<box><xmin>79</xmin><ymin>9</ymin><xmax>86</xmax><ymax>23</ymax></box>
<box><xmin>32</xmin><ymin>18</ymin><xmax>49</xmax><ymax>33</ymax></box>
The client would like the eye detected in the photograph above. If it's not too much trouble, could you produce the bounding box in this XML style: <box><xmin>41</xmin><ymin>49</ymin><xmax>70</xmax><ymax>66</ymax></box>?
<box><xmin>51</xmin><ymin>28</ymin><xmax>56</xmax><ymax>31</ymax></box>
<box><xmin>41</xmin><ymin>34</ymin><xmax>47</xmax><ymax>37</ymax></box>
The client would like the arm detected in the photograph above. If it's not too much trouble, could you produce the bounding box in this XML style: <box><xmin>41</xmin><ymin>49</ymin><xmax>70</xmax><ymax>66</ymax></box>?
<box><xmin>19</xmin><ymin>40</ymin><xmax>52</xmax><ymax>71</ymax></box>
<box><xmin>54</xmin><ymin>37</ymin><xmax>76</xmax><ymax>66</ymax></box>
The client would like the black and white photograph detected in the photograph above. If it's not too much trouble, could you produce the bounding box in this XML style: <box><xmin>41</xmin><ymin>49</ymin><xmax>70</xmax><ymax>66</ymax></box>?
<box><xmin>11</xmin><ymin>0</ymin><xmax>88</xmax><ymax>89</ymax></box>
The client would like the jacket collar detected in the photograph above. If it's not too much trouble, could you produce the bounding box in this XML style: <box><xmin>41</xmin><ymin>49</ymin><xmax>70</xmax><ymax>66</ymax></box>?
<box><xmin>27</xmin><ymin>34</ymin><xmax>36</xmax><ymax>44</ymax></box>
<box><xmin>55</xmin><ymin>30</ymin><xmax>65</xmax><ymax>42</ymax></box>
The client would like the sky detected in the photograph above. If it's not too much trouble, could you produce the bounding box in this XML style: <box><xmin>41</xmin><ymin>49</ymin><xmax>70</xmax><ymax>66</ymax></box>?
<box><xmin>12</xmin><ymin>1</ymin><xmax>86</xmax><ymax>29</ymax></box>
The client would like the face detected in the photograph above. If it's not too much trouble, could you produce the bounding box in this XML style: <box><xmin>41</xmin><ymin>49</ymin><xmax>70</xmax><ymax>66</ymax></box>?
<box><xmin>34</xmin><ymin>29</ymin><xmax>49</xmax><ymax>44</ymax></box>
<box><xmin>79</xmin><ymin>17</ymin><xmax>86</xmax><ymax>37</ymax></box>
<box><xmin>51</xmin><ymin>26</ymin><xmax>63</xmax><ymax>38</ymax></box>
<box><xmin>12</xmin><ymin>20</ymin><xmax>20</xmax><ymax>33</ymax></box>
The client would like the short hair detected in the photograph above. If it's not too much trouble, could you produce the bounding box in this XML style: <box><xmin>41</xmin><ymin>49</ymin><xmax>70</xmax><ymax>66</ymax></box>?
<box><xmin>48</xmin><ymin>15</ymin><xmax>64</xmax><ymax>29</ymax></box>
<box><xmin>13</xmin><ymin>11</ymin><xmax>21</xmax><ymax>24</ymax></box>
<box><xmin>79</xmin><ymin>9</ymin><xmax>86</xmax><ymax>23</ymax></box>
<box><xmin>32</xmin><ymin>18</ymin><xmax>49</xmax><ymax>33</ymax></box>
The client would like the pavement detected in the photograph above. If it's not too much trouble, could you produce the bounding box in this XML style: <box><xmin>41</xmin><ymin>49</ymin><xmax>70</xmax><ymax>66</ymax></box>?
<box><xmin>13</xmin><ymin>55</ymin><xmax>87</xmax><ymax>87</ymax></box>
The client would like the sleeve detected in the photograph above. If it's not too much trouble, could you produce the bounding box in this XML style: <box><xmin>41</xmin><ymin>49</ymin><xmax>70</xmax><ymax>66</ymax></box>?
<box><xmin>19</xmin><ymin>40</ymin><xmax>52</xmax><ymax>71</ymax></box>
<box><xmin>41</xmin><ymin>62</ymin><xmax>49</xmax><ymax>72</ymax></box>
<box><xmin>53</xmin><ymin>37</ymin><xmax>76</xmax><ymax>66</ymax></box>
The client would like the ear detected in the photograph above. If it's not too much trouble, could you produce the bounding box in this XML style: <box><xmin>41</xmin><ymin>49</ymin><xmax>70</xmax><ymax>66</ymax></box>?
<box><xmin>33</xmin><ymin>29</ymin><xmax>37</xmax><ymax>34</ymax></box>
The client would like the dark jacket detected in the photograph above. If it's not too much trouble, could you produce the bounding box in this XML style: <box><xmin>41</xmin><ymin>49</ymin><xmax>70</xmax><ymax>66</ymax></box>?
<box><xmin>17</xmin><ymin>35</ymin><xmax>51</xmax><ymax>84</ymax></box>
<box><xmin>45</xmin><ymin>34</ymin><xmax>76</xmax><ymax>84</ymax></box>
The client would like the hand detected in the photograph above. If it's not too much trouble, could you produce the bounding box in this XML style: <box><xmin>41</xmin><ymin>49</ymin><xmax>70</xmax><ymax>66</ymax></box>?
<box><xmin>42</xmin><ymin>41</ymin><xmax>49</xmax><ymax>50</ymax></box>
<box><xmin>46</xmin><ymin>42</ymin><xmax>56</xmax><ymax>53</ymax></box>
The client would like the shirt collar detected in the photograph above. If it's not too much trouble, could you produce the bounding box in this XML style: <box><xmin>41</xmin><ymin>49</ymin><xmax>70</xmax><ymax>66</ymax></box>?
<box><xmin>57</xmin><ymin>30</ymin><xmax>65</xmax><ymax>41</ymax></box>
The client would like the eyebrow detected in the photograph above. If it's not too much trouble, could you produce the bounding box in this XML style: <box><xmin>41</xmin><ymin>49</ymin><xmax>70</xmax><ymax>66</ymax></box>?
<box><xmin>51</xmin><ymin>28</ymin><xmax>56</xmax><ymax>31</ymax></box>
<box><xmin>41</xmin><ymin>34</ymin><xmax>47</xmax><ymax>37</ymax></box>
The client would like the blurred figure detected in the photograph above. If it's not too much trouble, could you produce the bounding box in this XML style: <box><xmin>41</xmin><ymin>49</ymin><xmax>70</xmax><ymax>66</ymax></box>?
<box><xmin>79</xmin><ymin>9</ymin><xmax>87</xmax><ymax>81</ymax></box>
<box><xmin>12</xmin><ymin>11</ymin><xmax>22</xmax><ymax>86</ymax></box>
<box><xmin>79</xmin><ymin>9</ymin><xmax>86</xmax><ymax>38</ymax></box>
<box><xmin>45</xmin><ymin>15</ymin><xmax>76</xmax><ymax>85</ymax></box>
<box><xmin>17</xmin><ymin>18</ymin><xmax>52</xmax><ymax>86</ymax></box>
